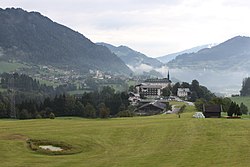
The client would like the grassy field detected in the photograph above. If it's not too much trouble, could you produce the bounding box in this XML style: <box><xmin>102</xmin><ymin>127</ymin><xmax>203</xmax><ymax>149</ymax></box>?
<box><xmin>1</xmin><ymin>109</ymin><xmax>250</xmax><ymax>167</ymax></box>
<box><xmin>0</xmin><ymin>61</ymin><xmax>26</xmax><ymax>73</ymax></box>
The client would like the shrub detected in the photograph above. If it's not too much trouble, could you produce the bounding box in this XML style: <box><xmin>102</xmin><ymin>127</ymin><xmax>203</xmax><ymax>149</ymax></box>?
<box><xmin>117</xmin><ymin>110</ymin><xmax>134</xmax><ymax>117</ymax></box>
<box><xmin>49</xmin><ymin>112</ymin><xmax>55</xmax><ymax>119</ymax></box>
<box><xmin>18</xmin><ymin>109</ymin><xmax>31</xmax><ymax>119</ymax></box>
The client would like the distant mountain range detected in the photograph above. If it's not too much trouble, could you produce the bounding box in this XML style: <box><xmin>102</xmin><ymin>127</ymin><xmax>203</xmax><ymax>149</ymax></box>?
<box><xmin>0</xmin><ymin>8</ymin><xmax>132</xmax><ymax>75</ymax></box>
<box><xmin>167</xmin><ymin>36</ymin><xmax>250</xmax><ymax>95</ymax></box>
<box><xmin>157</xmin><ymin>44</ymin><xmax>217</xmax><ymax>63</ymax></box>
<box><xmin>97</xmin><ymin>42</ymin><xmax>163</xmax><ymax>75</ymax></box>
<box><xmin>167</xmin><ymin>36</ymin><xmax>250</xmax><ymax>71</ymax></box>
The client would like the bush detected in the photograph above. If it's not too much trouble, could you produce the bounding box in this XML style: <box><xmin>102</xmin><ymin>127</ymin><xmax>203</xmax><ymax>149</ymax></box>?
<box><xmin>49</xmin><ymin>112</ymin><xmax>55</xmax><ymax>119</ymax></box>
<box><xmin>18</xmin><ymin>109</ymin><xmax>31</xmax><ymax>119</ymax></box>
<box><xmin>35</xmin><ymin>113</ymin><xmax>42</xmax><ymax>119</ymax></box>
<box><xmin>117</xmin><ymin>110</ymin><xmax>134</xmax><ymax>117</ymax></box>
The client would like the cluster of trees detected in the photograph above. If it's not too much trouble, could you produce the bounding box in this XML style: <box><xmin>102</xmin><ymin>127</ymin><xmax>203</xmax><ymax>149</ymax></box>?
<box><xmin>1</xmin><ymin>73</ymin><xmax>54</xmax><ymax>93</ymax></box>
<box><xmin>0</xmin><ymin>86</ymin><xmax>131</xmax><ymax>119</ymax></box>
<box><xmin>240</xmin><ymin>77</ymin><xmax>250</xmax><ymax>96</ymax></box>
<box><xmin>0</xmin><ymin>73</ymin><xmax>81</xmax><ymax>104</ymax></box>
<box><xmin>0</xmin><ymin>93</ymin><xmax>10</xmax><ymax>118</ymax></box>
<box><xmin>162</xmin><ymin>80</ymin><xmax>215</xmax><ymax>102</ymax></box>
<box><xmin>195</xmin><ymin>97</ymin><xmax>248</xmax><ymax>116</ymax></box>
<box><xmin>1</xmin><ymin>72</ymin><xmax>78</xmax><ymax>94</ymax></box>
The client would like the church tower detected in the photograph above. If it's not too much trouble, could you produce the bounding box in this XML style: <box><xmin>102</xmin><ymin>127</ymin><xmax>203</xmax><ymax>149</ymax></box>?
<box><xmin>167</xmin><ymin>70</ymin><xmax>170</xmax><ymax>81</ymax></box>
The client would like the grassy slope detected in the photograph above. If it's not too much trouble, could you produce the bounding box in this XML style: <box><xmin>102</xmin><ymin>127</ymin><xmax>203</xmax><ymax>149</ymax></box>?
<box><xmin>1</xmin><ymin>111</ymin><xmax>250</xmax><ymax>167</ymax></box>
<box><xmin>231</xmin><ymin>96</ymin><xmax>250</xmax><ymax>109</ymax></box>
<box><xmin>0</xmin><ymin>61</ymin><xmax>26</xmax><ymax>73</ymax></box>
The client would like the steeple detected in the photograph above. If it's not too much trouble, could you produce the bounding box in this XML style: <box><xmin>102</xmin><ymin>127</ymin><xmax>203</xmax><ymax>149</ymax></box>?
<box><xmin>167</xmin><ymin>70</ymin><xmax>170</xmax><ymax>81</ymax></box>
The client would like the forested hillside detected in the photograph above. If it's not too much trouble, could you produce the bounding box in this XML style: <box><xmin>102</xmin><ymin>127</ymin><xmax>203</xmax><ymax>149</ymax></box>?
<box><xmin>168</xmin><ymin>36</ymin><xmax>250</xmax><ymax>71</ymax></box>
<box><xmin>0</xmin><ymin>8</ymin><xmax>132</xmax><ymax>75</ymax></box>
<box><xmin>97</xmin><ymin>42</ymin><xmax>163</xmax><ymax>68</ymax></box>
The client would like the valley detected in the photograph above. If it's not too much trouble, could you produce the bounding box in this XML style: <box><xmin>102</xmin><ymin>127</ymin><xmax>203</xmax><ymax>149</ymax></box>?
<box><xmin>1</xmin><ymin>1</ymin><xmax>250</xmax><ymax>167</ymax></box>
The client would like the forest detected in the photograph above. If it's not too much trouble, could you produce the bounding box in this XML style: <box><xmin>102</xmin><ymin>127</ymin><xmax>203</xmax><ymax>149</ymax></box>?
<box><xmin>0</xmin><ymin>73</ymin><xmax>130</xmax><ymax>119</ymax></box>
<box><xmin>0</xmin><ymin>86</ymin><xmax>130</xmax><ymax>119</ymax></box>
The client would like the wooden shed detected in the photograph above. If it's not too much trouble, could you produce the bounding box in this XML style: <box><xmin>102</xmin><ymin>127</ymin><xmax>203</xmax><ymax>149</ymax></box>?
<box><xmin>136</xmin><ymin>101</ymin><xmax>166</xmax><ymax>116</ymax></box>
<box><xmin>203</xmin><ymin>104</ymin><xmax>222</xmax><ymax>118</ymax></box>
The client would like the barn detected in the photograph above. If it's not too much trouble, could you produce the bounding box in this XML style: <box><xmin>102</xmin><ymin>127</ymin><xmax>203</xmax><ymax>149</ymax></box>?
<box><xmin>203</xmin><ymin>104</ymin><xmax>222</xmax><ymax>118</ymax></box>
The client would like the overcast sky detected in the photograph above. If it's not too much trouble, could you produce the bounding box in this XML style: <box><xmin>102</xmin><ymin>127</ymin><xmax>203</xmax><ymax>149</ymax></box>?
<box><xmin>2</xmin><ymin>0</ymin><xmax>250</xmax><ymax>57</ymax></box>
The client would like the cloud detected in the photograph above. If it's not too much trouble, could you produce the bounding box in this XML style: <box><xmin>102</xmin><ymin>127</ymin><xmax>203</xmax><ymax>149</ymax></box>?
<box><xmin>127</xmin><ymin>64</ymin><xmax>153</xmax><ymax>74</ymax></box>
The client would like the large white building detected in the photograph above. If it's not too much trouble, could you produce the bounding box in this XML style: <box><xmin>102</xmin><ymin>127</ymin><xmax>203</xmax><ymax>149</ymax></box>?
<box><xmin>135</xmin><ymin>72</ymin><xmax>172</xmax><ymax>98</ymax></box>
<box><xmin>136</xmin><ymin>84</ymin><xmax>162</xmax><ymax>97</ymax></box>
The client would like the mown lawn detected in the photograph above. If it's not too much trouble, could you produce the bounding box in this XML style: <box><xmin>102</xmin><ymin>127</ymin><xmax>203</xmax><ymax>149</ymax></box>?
<box><xmin>0</xmin><ymin>113</ymin><xmax>250</xmax><ymax>167</ymax></box>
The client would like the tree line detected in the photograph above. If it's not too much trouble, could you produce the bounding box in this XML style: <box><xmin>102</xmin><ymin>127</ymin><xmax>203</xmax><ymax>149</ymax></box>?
<box><xmin>0</xmin><ymin>73</ymin><xmax>79</xmax><ymax>104</ymax></box>
<box><xmin>195</xmin><ymin>97</ymin><xmax>248</xmax><ymax>116</ymax></box>
<box><xmin>0</xmin><ymin>86</ymin><xmax>131</xmax><ymax>119</ymax></box>
<box><xmin>161</xmin><ymin>79</ymin><xmax>215</xmax><ymax>102</ymax></box>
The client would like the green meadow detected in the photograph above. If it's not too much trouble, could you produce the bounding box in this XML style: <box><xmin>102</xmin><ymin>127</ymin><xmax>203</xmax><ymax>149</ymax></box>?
<box><xmin>1</xmin><ymin>110</ymin><xmax>250</xmax><ymax>167</ymax></box>
<box><xmin>0</xmin><ymin>61</ymin><xmax>26</xmax><ymax>73</ymax></box>
<box><xmin>231</xmin><ymin>96</ymin><xmax>250</xmax><ymax>109</ymax></box>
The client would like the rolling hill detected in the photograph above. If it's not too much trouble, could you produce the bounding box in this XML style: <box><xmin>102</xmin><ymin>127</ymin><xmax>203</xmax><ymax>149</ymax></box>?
<box><xmin>0</xmin><ymin>8</ymin><xmax>132</xmax><ymax>75</ymax></box>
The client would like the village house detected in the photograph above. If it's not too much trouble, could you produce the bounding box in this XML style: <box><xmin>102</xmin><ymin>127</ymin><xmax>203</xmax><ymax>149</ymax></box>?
<box><xmin>177</xmin><ymin>88</ymin><xmax>190</xmax><ymax>97</ymax></box>
<box><xmin>128</xmin><ymin>92</ymin><xmax>141</xmax><ymax>104</ymax></box>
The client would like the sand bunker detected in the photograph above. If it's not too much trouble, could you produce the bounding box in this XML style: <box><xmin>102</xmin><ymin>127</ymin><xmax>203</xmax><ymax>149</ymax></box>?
<box><xmin>39</xmin><ymin>145</ymin><xmax>63</xmax><ymax>152</ymax></box>
<box><xmin>27</xmin><ymin>139</ymin><xmax>82</xmax><ymax>155</ymax></box>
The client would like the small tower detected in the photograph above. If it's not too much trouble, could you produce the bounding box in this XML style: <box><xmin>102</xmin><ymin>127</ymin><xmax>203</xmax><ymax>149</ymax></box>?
<box><xmin>167</xmin><ymin>70</ymin><xmax>170</xmax><ymax>81</ymax></box>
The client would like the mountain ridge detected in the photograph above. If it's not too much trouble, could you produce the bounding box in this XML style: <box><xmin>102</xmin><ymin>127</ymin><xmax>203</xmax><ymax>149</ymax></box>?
<box><xmin>157</xmin><ymin>44</ymin><xmax>217</xmax><ymax>63</ymax></box>
<box><xmin>167</xmin><ymin>35</ymin><xmax>250</xmax><ymax>71</ymax></box>
<box><xmin>97</xmin><ymin>42</ymin><xmax>163</xmax><ymax>67</ymax></box>
<box><xmin>0</xmin><ymin>8</ymin><xmax>132</xmax><ymax>75</ymax></box>
<box><xmin>167</xmin><ymin>35</ymin><xmax>250</xmax><ymax>94</ymax></box>
<box><xmin>97</xmin><ymin>42</ymin><xmax>163</xmax><ymax>75</ymax></box>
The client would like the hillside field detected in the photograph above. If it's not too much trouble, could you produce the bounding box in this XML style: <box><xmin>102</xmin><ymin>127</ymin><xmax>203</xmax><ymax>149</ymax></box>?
<box><xmin>0</xmin><ymin>61</ymin><xmax>26</xmax><ymax>73</ymax></box>
<box><xmin>1</xmin><ymin>110</ymin><xmax>250</xmax><ymax>167</ymax></box>
<box><xmin>231</xmin><ymin>96</ymin><xmax>250</xmax><ymax>110</ymax></box>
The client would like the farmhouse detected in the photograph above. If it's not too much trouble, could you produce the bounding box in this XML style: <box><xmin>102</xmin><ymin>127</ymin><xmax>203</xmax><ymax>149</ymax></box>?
<box><xmin>128</xmin><ymin>92</ymin><xmax>141</xmax><ymax>104</ymax></box>
<box><xmin>203</xmin><ymin>104</ymin><xmax>222</xmax><ymax>118</ymax></box>
<box><xmin>135</xmin><ymin>101</ymin><xmax>166</xmax><ymax>115</ymax></box>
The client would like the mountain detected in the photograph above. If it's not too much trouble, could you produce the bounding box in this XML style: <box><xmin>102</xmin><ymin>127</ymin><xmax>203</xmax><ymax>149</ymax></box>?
<box><xmin>168</xmin><ymin>36</ymin><xmax>250</xmax><ymax>71</ymax></box>
<box><xmin>167</xmin><ymin>36</ymin><xmax>250</xmax><ymax>95</ymax></box>
<box><xmin>157</xmin><ymin>44</ymin><xmax>216</xmax><ymax>63</ymax></box>
<box><xmin>0</xmin><ymin>8</ymin><xmax>132</xmax><ymax>75</ymax></box>
<box><xmin>97</xmin><ymin>42</ymin><xmax>163</xmax><ymax>75</ymax></box>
